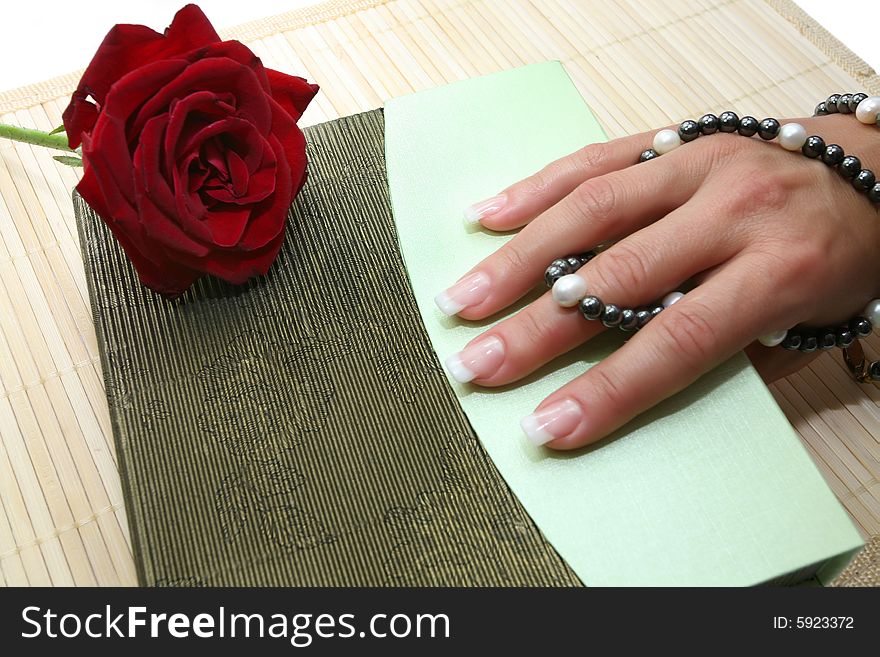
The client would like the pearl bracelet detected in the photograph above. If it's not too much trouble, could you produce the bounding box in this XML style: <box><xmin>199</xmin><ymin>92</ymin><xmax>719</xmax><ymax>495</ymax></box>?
<box><xmin>544</xmin><ymin>256</ymin><xmax>880</xmax><ymax>353</ymax></box>
<box><xmin>639</xmin><ymin>109</ymin><xmax>880</xmax><ymax>205</ymax></box>
<box><xmin>813</xmin><ymin>93</ymin><xmax>880</xmax><ymax>125</ymax></box>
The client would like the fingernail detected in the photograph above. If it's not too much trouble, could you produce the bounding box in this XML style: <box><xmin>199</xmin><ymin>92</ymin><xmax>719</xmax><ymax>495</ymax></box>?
<box><xmin>444</xmin><ymin>335</ymin><xmax>505</xmax><ymax>383</ymax></box>
<box><xmin>520</xmin><ymin>399</ymin><xmax>583</xmax><ymax>446</ymax></box>
<box><xmin>463</xmin><ymin>194</ymin><xmax>506</xmax><ymax>225</ymax></box>
<box><xmin>434</xmin><ymin>271</ymin><xmax>490</xmax><ymax>316</ymax></box>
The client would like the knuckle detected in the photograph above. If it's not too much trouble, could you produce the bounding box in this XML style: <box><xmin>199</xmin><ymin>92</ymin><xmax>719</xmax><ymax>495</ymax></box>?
<box><xmin>777</xmin><ymin>240</ymin><xmax>828</xmax><ymax>292</ymax></box>
<box><xmin>521</xmin><ymin>168</ymin><xmax>553</xmax><ymax>198</ymax></box>
<box><xmin>592</xmin><ymin>240</ymin><xmax>651</xmax><ymax>296</ymax></box>
<box><xmin>495</xmin><ymin>240</ymin><xmax>534</xmax><ymax>279</ymax></box>
<box><xmin>571</xmin><ymin>176</ymin><xmax>617</xmax><ymax>226</ymax></box>
<box><xmin>572</xmin><ymin>142</ymin><xmax>609</xmax><ymax>173</ymax></box>
<box><xmin>587</xmin><ymin>365</ymin><xmax>630</xmax><ymax>414</ymax></box>
<box><xmin>749</xmin><ymin>235</ymin><xmax>827</xmax><ymax>295</ymax></box>
<box><xmin>519</xmin><ymin>142</ymin><xmax>609</xmax><ymax>199</ymax></box>
<box><xmin>653</xmin><ymin>302</ymin><xmax>720</xmax><ymax>367</ymax></box>
<box><xmin>514</xmin><ymin>305</ymin><xmax>553</xmax><ymax>350</ymax></box>
<box><xmin>705</xmin><ymin>133</ymin><xmax>744</xmax><ymax>162</ymax></box>
<box><xmin>726</xmin><ymin>169</ymin><xmax>791</xmax><ymax>217</ymax></box>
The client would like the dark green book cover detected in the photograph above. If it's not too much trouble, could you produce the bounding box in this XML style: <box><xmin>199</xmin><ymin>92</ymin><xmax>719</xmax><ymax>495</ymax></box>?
<box><xmin>75</xmin><ymin>109</ymin><xmax>580</xmax><ymax>587</ymax></box>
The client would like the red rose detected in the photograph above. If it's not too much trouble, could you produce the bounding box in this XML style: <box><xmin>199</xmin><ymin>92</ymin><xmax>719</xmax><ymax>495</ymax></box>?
<box><xmin>63</xmin><ymin>4</ymin><xmax>318</xmax><ymax>296</ymax></box>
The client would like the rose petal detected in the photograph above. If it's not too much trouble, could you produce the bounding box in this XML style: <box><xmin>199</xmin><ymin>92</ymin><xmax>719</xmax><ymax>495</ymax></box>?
<box><xmin>236</xmin><ymin>132</ymin><xmax>297</xmax><ymax>251</ymax></box>
<box><xmin>62</xmin><ymin>4</ymin><xmax>220</xmax><ymax>147</ymax></box>
<box><xmin>101</xmin><ymin>58</ymin><xmax>189</xmax><ymax>126</ymax></box>
<box><xmin>227</xmin><ymin>151</ymin><xmax>249</xmax><ymax>197</ymax></box>
<box><xmin>131</xmin><ymin>58</ymin><xmax>272</xmax><ymax>141</ymax></box>
<box><xmin>180</xmin><ymin>116</ymin><xmax>266</xmax><ymax>179</ymax></box>
<box><xmin>79</xmin><ymin>147</ymin><xmax>199</xmax><ymax>297</ymax></box>
<box><xmin>187</xmin><ymin>40</ymin><xmax>272</xmax><ymax>92</ymax></box>
<box><xmin>164</xmin><ymin>90</ymin><xmax>236</xmax><ymax>175</ymax></box>
<box><xmin>265</xmin><ymin>69</ymin><xmax>319</xmax><ymax>122</ymax></box>
<box><xmin>202</xmin><ymin>205</ymin><xmax>252</xmax><ymax>247</ymax></box>
<box><xmin>142</xmin><ymin>149</ymin><xmax>212</xmax><ymax>244</ymax></box>
<box><xmin>102</xmin><ymin>210</ymin><xmax>200</xmax><ymax>297</ymax></box>
<box><xmin>81</xmin><ymin>113</ymin><xmax>137</xmax><ymax>210</ymax></box>
<box><xmin>192</xmin><ymin>231</ymin><xmax>286</xmax><ymax>284</ymax></box>
<box><xmin>133</xmin><ymin>115</ymin><xmax>211</xmax><ymax>257</ymax></box>
<box><xmin>61</xmin><ymin>98</ymin><xmax>99</xmax><ymax>150</ymax></box>
<box><xmin>206</xmin><ymin>166</ymin><xmax>275</xmax><ymax>205</ymax></box>
<box><xmin>202</xmin><ymin>138</ymin><xmax>229</xmax><ymax>179</ymax></box>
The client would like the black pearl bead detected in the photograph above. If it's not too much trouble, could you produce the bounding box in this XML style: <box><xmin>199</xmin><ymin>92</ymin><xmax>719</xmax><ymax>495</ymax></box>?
<box><xmin>619</xmin><ymin>309</ymin><xmax>639</xmax><ymax>332</ymax></box>
<box><xmin>839</xmin><ymin>156</ymin><xmax>862</xmax><ymax>179</ymax></box>
<box><xmin>566</xmin><ymin>255</ymin><xmax>583</xmax><ymax>271</ymax></box>
<box><xmin>851</xmin><ymin>316</ymin><xmax>872</xmax><ymax>338</ymax></box>
<box><xmin>869</xmin><ymin>183</ymin><xmax>880</xmax><ymax>204</ymax></box>
<box><xmin>579</xmin><ymin>296</ymin><xmax>604</xmax><ymax>321</ymax></box>
<box><xmin>781</xmin><ymin>332</ymin><xmax>803</xmax><ymax>350</ymax></box>
<box><xmin>850</xmin><ymin>93</ymin><xmax>869</xmax><ymax>112</ymax></box>
<box><xmin>821</xmin><ymin>144</ymin><xmax>845</xmax><ymax>166</ymax></box>
<box><xmin>698</xmin><ymin>113</ymin><xmax>719</xmax><ymax>135</ymax></box>
<box><xmin>639</xmin><ymin>149</ymin><xmax>658</xmax><ymax>163</ymax></box>
<box><xmin>853</xmin><ymin>169</ymin><xmax>876</xmax><ymax>192</ymax></box>
<box><xmin>635</xmin><ymin>309</ymin><xmax>652</xmax><ymax>329</ymax></box>
<box><xmin>825</xmin><ymin>94</ymin><xmax>841</xmax><ymax>113</ymax></box>
<box><xmin>550</xmin><ymin>257</ymin><xmax>570</xmax><ymax>271</ymax></box>
<box><xmin>800</xmin><ymin>334</ymin><xmax>818</xmax><ymax>353</ymax></box>
<box><xmin>819</xmin><ymin>330</ymin><xmax>837</xmax><ymax>350</ymax></box>
<box><xmin>813</xmin><ymin>101</ymin><xmax>828</xmax><ymax>116</ymax></box>
<box><xmin>801</xmin><ymin>136</ymin><xmax>825</xmax><ymax>158</ymax></box>
<box><xmin>718</xmin><ymin>111</ymin><xmax>739</xmax><ymax>133</ymax></box>
<box><xmin>758</xmin><ymin>118</ymin><xmax>780</xmax><ymax>140</ymax></box>
<box><xmin>601</xmin><ymin>304</ymin><xmax>622</xmax><ymax>328</ymax></box>
<box><xmin>738</xmin><ymin>116</ymin><xmax>759</xmax><ymax>137</ymax></box>
<box><xmin>837</xmin><ymin>93</ymin><xmax>853</xmax><ymax>114</ymax></box>
<box><xmin>678</xmin><ymin>120</ymin><xmax>700</xmax><ymax>143</ymax></box>
<box><xmin>545</xmin><ymin>265</ymin><xmax>565</xmax><ymax>288</ymax></box>
<box><xmin>835</xmin><ymin>327</ymin><xmax>855</xmax><ymax>348</ymax></box>
<box><xmin>578</xmin><ymin>251</ymin><xmax>596</xmax><ymax>264</ymax></box>
<box><xmin>650</xmin><ymin>305</ymin><xmax>664</xmax><ymax>319</ymax></box>
<box><xmin>870</xmin><ymin>361</ymin><xmax>880</xmax><ymax>381</ymax></box>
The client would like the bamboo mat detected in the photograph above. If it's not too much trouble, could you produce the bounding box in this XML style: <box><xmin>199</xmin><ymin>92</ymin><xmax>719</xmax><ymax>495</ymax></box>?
<box><xmin>0</xmin><ymin>0</ymin><xmax>878</xmax><ymax>587</ymax></box>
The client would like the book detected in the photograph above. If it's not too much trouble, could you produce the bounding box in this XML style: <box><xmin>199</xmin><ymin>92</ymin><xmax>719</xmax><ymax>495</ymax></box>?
<box><xmin>76</xmin><ymin>109</ymin><xmax>580</xmax><ymax>586</ymax></box>
<box><xmin>385</xmin><ymin>61</ymin><xmax>863</xmax><ymax>585</ymax></box>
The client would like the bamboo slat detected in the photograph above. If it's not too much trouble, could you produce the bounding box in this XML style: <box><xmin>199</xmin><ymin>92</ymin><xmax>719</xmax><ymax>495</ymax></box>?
<box><xmin>0</xmin><ymin>0</ymin><xmax>878</xmax><ymax>586</ymax></box>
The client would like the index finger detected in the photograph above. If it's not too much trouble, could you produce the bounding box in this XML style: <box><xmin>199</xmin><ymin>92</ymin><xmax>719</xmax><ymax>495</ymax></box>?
<box><xmin>467</xmin><ymin>130</ymin><xmax>657</xmax><ymax>232</ymax></box>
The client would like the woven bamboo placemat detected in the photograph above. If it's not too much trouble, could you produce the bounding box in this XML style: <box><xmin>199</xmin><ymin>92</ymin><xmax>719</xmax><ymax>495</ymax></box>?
<box><xmin>0</xmin><ymin>0</ymin><xmax>877</xmax><ymax>587</ymax></box>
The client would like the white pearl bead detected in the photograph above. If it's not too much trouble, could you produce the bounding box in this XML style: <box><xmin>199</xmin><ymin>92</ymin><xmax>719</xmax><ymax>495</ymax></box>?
<box><xmin>552</xmin><ymin>274</ymin><xmax>588</xmax><ymax>308</ymax></box>
<box><xmin>862</xmin><ymin>298</ymin><xmax>880</xmax><ymax>329</ymax></box>
<box><xmin>662</xmin><ymin>291</ymin><xmax>684</xmax><ymax>308</ymax></box>
<box><xmin>652</xmin><ymin>129</ymin><xmax>681</xmax><ymax>155</ymax></box>
<box><xmin>855</xmin><ymin>96</ymin><xmax>880</xmax><ymax>124</ymax></box>
<box><xmin>758</xmin><ymin>329</ymin><xmax>788</xmax><ymax>347</ymax></box>
<box><xmin>778</xmin><ymin>123</ymin><xmax>807</xmax><ymax>151</ymax></box>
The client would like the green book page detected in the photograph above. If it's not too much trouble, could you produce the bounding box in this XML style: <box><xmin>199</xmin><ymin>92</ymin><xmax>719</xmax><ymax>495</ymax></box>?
<box><xmin>385</xmin><ymin>62</ymin><xmax>863</xmax><ymax>586</ymax></box>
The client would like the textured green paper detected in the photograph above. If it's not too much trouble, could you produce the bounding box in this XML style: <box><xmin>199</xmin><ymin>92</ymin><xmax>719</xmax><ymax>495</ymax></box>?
<box><xmin>385</xmin><ymin>62</ymin><xmax>863</xmax><ymax>586</ymax></box>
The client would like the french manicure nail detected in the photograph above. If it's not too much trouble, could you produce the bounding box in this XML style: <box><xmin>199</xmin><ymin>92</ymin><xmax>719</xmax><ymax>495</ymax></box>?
<box><xmin>445</xmin><ymin>335</ymin><xmax>505</xmax><ymax>383</ymax></box>
<box><xmin>463</xmin><ymin>194</ymin><xmax>507</xmax><ymax>225</ymax></box>
<box><xmin>434</xmin><ymin>271</ymin><xmax>490</xmax><ymax>316</ymax></box>
<box><xmin>520</xmin><ymin>398</ymin><xmax>583</xmax><ymax>446</ymax></box>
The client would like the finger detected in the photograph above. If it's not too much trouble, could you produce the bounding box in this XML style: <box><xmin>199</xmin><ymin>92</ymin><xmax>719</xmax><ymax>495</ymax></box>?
<box><xmin>444</xmin><ymin>200</ymin><xmax>738</xmax><ymax>386</ymax></box>
<box><xmin>466</xmin><ymin>131</ymin><xmax>657</xmax><ymax>231</ymax></box>
<box><xmin>519</xmin><ymin>253</ymin><xmax>793</xmax><ymax>450</ymax></box>
<box><xmin>744</xmin><ymin>342</ymin><xmax>821</xmax><ymax>382</ymax></box>
<box><xmin>438</xmin><ymin>145</ymin><xmax>711</xmax><ymax>321</ymax></box>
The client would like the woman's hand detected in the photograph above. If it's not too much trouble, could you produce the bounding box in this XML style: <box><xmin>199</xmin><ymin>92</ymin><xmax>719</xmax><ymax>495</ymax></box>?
<box><xmin>436</xmin><ymin>112</ymin><xmax>880</xmax><ymax>450</ymax></box>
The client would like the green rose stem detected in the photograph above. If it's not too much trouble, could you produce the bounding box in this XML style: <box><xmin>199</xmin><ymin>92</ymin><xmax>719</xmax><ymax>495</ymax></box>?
<box><xmin>0</xmin><ymin>123</ymin><xmax>83</xmax><ymax>166</ymax></box>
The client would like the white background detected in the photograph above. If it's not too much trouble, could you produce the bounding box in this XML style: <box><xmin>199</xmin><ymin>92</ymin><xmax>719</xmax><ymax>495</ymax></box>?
<box><xmin>0</xmin><ymin>1</ymin><xmax>877</xmax><ymax>94</ymax></box>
